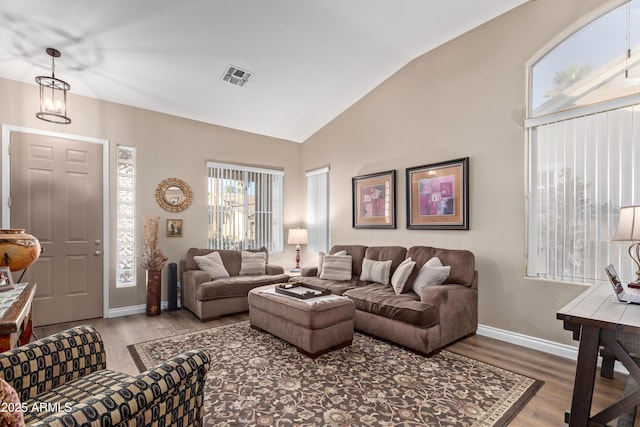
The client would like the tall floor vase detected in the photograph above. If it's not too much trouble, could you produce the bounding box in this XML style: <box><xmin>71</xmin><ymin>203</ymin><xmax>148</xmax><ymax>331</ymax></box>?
<box><xmin>146</xmin><ymin>270</ymin><xmax>161</xmax><ymax>316</ymax></box>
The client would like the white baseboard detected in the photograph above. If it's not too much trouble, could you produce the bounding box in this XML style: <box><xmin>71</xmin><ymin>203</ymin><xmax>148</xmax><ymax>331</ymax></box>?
<box><xmin>107</xmin><ymin>301</ymin><xmax>170</xmax><ymax>318</ymax></box>
<box><xmin>477</xmin><ymin>323</ymin><xmax>628</xmax><ymax>374</ymax></box>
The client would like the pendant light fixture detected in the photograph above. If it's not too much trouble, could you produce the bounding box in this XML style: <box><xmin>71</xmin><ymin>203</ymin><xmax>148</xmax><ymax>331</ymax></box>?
<box><xmin>35</xmin><ymin>48</ymin><xmax>71</xmax><ymax>124</ymax></box>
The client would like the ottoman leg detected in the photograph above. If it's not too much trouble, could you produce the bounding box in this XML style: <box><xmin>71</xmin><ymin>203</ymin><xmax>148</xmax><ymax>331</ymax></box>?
<box><xmin>297</xmin><ymin>339</ymin><xmax>353</xmax><ymax>359</ymax></box>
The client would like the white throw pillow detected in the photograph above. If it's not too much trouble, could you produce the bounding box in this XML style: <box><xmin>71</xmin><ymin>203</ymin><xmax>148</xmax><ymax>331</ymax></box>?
<box><xmin>391</xmin><ymin>257</ymin><xmax>416</xmax><ymax>295</ymax></box>
<box><xmin>317</xmin><ymin>250</ymin><xmax>347</xmax><ymax>277</ymax></box>
<box><xmin>239</xmin><ymin>251</ymin><xmax>267</xmax><ymax>275</ymax></box>
<box><xmin>194</xmin><ymin>251</ymin><xmax>230</xmax><ymax>280</ymax></box>
<box><xmin>360</xmin><ymin>258</ymin><xmax>392</xmax><ymax>285</ymax></box>
<box><xmin>411</xmin><ymin>257</ymin><xmax>451</xmax><ymax>296</ymax></box>
<box><xmin>319</xmin><ymin>254</ymin><xmax>352</xmax><ymax>281</ymax></box>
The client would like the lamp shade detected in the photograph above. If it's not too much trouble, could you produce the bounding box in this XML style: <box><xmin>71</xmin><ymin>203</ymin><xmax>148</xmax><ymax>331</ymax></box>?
<box><xmin>287</xmin><ymin>228</ymin><xmax>308</xmax><ymax>245</ymax></box>
<box><xmin>612</xmin><ymin>206</ymin><xmax>640</xmax><ymax>241</ymax></box>
<box><xmin>613</xmin><ymin>206</ymin><xmax>640</xmax><ymax>241</ymax></box>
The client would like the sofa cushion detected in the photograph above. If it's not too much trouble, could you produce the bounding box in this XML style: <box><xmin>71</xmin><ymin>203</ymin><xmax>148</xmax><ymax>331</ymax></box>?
<box><xmin>197</xmin><ymin>274</ymin><xmax>290</xmax><ymax>301</ymax></box>
<box><xmin>194</xmin><ymin>251</ymin><xmax>230</xmax><ymax>279</ymax></box>
<box><xmin>240</xmin><ymin>251</ymin><xmax>267</xmax><ymax>275</ymax></box>
<box><xmin>360</xmin><ymin>258</ymin><xmax>392</xmax><ymax>285</ymax></box>
<box><xmin>22</xmin><ymin>370</ymin><xmax>133</xmax><ymax>424</ymax></box>
<box><xmin>412</xmin><ymin>257</ymin><xmax>451</xmax><ymax>296</ymax></box>
<box><xmin>319</xmin><ymin>255</ymin><xmax>352</xmax><ymax>281</ymax></box>
<box><xmin>343</xmin><ymin>284</ymin><xmax>437</xmax><ymax>327</ymax></box>
<box><xmin>329</xmin><ymin>245</ymin><xmax>368</xmax><ymax>277</ymax></box>
<box><xmin>364</xmin><ymin>246</ymin><xmax>407</xmax><ymax>276</ymax></box>
<box><xmin>391</xmin><ymin>257</ymin><xmax>416</xmax><ymax>294</ymax></box>
<box><xmin>317</xmin><ymin>250</ymin><xmax>346</xmax><ymax>277</ymax></box>
<box><xmin>185</xmin><ymin>247</ymin><xmax>269</xmax><ymax>275</ymax></box>
<box><xmin>406</xmin><ymin>246</ymin><xmax>475</xmax><ymax>288</ymax></box>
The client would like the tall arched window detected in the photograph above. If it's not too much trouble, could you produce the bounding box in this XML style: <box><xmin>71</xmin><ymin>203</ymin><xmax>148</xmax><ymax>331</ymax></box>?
<box><xmin>526</xmin><ymin>0</ymin><xmax>640</xmax><ymax>284</ymax></box>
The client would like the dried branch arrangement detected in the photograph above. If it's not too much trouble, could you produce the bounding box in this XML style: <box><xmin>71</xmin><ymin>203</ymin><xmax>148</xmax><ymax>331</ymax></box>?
<box><xmin>140</xmin><ymin>216</ymin><xmax>168</xmax><ymax>271</ymax></box>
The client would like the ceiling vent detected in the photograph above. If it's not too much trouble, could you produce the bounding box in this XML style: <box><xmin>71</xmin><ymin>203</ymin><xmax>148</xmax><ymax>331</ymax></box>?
<box><xmin>222</xmin><ymin>65</ymin><xmax>252</xmax><ymax>87</ymax></box>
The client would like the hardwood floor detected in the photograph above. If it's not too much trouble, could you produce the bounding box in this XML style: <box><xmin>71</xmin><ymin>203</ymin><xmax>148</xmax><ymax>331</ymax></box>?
<box><xmin>35</xmin><ymin>310</ymin><xmax>634</xmax><ymax>426</ymax></box>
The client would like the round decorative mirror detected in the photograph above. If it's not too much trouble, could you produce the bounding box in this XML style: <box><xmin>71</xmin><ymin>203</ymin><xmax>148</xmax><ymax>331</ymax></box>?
<box><xmin>155</xmin><ymin>178</ymin><xmax>193</xmax><ymax>212</ymax></box>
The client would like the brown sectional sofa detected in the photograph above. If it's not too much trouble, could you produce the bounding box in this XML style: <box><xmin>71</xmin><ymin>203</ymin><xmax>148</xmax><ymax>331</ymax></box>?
<box><xmin>180</xmin><ymin>248</ymin><xmax>290</xmax><ymax>320</ymax></box>
<box><xmin>295</xmin><ymin>245</ymin><xmax>478</xmax><ymax>355</ymax></box>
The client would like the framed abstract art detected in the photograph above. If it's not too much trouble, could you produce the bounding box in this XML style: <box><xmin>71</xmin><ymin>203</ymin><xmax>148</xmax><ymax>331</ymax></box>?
<box><xmin>406</xmin><ymin>157</ymin><xmax>469</xmax><ymax>230</ymax></box>
<box><xmin>352</xmin><ymin>170</ymin><xmax>396</xmax><ymax>229</ymax></box>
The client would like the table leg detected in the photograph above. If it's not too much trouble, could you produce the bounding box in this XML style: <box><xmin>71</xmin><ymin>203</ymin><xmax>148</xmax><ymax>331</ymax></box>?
<box><xmin>568</xmin><ymin>324</ymin><xmax>600</xmax><ymax>426</ymax></box>
<box><xmin>18</xmin><ymin>305</ymin><xmax>33</xmax><ymax>346</ymax></box>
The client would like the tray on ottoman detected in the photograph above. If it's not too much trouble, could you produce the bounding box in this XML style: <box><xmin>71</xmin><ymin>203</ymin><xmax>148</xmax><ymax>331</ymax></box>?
<box><xmin>274</xmin><ymin>282</ymin><xmax>331</xmax><ymax>299</ymax></box>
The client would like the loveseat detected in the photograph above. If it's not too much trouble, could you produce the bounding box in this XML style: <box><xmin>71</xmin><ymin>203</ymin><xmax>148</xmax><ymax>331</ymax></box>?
<box><xmin>0</xmin><ymin>325</ymin><xmax>211</xmax><ymax>426</ymax></box>
<box><xmin>180</xmin><ymin>247</ymin><xmax>290</xmax><ymax>320</ymax></box>
<box><xmin>295</xmin><ymin>245</ymin><xmax>478</xmax><ymax>355</ymax></box>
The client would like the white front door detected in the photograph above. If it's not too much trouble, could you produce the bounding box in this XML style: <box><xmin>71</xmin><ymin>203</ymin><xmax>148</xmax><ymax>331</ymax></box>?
<box><xmin>7</xmin><ymin>129</ymin><xmax>105</xmax><ymax>326</ymax></box>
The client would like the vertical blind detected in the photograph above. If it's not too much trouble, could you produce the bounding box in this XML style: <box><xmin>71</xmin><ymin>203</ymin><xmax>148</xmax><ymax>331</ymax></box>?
<box><xmin>527</xmin><ymin>104</ymin><xmax>640</xmax><ymax>283</ymax></box>
<box><xmin>306</xmin><ymin>167</ymin><xmax>330</xmax><ymax>253</ymax></box>
<box><xmin>207</xmin><ymin>162</ymin><xmax>284</xmax><ymax>253</ymax></box>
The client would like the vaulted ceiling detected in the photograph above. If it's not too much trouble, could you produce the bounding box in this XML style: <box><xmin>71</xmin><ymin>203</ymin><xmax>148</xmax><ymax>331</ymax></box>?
<box><xmin>0</xmin><ymin>0</ymin><xmax>527</xmax><ymax>142</ymax></box>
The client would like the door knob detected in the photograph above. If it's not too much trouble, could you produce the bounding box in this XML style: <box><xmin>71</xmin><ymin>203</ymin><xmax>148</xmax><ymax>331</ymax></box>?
<box><xmin>94</xmin><ymin>240</ymin><xmax>101</xmax><ymax>245</ymax></box>
<box><xmin>94</xmin><ymin>251</ymin><xmax>101</xmax><ymax>256</ymax></box>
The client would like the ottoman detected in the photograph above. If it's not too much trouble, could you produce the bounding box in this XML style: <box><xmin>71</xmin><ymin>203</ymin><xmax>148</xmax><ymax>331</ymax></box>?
<box><xmin>248</xmin><ymin>285</ymin><xmax>355</xmax><ymax>358</ymax></box>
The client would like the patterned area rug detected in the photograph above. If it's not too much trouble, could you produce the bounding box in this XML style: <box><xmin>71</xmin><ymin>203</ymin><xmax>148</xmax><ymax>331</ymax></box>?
<box><xmin>128</xmin><ymin>321</ymin><xmax>542</xmax><ymax>426</ymax></box>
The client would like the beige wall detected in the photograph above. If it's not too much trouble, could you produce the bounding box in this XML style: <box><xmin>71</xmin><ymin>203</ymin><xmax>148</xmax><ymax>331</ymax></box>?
<box><xmin>0</xmin><ymin>78</ymin><xmax>303</xmax><ymax>312</ymax></box>
<box><xmin>302</xmin><ymin>0</ymin><xmax>611</xmax><ymax>346</ymax></box>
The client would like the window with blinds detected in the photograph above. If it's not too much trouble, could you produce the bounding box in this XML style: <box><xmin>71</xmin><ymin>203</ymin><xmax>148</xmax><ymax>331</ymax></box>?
<box><xmin>306</xmin><ymin>167</ymin><xmax>330</xmax><ymax>253</ymax></box>
<box><xmin>527</xmin><ymin>0</ymin><xmax>640</xmax><ymax>284</ymax></box>
<box><xmin>527</xmin><ymin>104</ymin><xmax>640</xmax><ymax>283</ymax></box>
<box><xmin>207</xmin><ymin>162</ymin><xmax>284</xmax><ymax>253</ymax></box>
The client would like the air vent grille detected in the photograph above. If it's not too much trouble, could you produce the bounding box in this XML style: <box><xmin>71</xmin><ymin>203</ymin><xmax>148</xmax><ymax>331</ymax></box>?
<box><xmin>222</xmin><ymin>65</ymin><xmax>252</xmax><ymax>86</ymax></box>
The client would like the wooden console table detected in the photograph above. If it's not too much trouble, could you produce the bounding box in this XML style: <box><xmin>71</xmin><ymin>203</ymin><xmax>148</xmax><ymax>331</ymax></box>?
<box><xmin>557</xmin><ymin>283</ymin><xmax>640</xmax><ymax>426</ymax></box>
<box><xmin>0</xmin><ymin>282</ymin><xmax>36</xmax><ymax>352</ymax></box>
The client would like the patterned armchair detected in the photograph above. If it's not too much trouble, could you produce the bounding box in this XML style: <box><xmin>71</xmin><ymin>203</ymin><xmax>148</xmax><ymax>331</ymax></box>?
<box><xmin>0</xmin><ymin>325</ymin><xmax>211</xmax><ymax>426</ymax></box>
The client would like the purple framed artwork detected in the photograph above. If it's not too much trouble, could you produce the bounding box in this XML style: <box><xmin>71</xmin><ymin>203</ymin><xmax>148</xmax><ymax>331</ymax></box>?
<box><xmin>352</xmin><ymin>170</ymin><xmax>396</xmax><ymax>229</ymax></box>
<box><xmin>406</xmin><ymin>157</ymin><xmax>469</xmax><ymax>230</ymax></box>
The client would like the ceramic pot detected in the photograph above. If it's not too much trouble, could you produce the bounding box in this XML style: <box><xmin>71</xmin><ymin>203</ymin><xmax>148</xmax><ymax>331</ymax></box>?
<box><xmin>146</xmin><ymin>270</ymin><xmax>161</xmax><ymax>316</ymax></box>
<box><xmin>0</xmin><ymin>229</ymin><xmax>41</xmax><ymax>271</ymax></box>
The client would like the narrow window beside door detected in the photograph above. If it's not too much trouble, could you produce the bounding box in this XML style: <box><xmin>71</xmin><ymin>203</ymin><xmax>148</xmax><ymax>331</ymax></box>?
<box><xmin>116</xmin><ymin>146</ymin><xmax>136</xmax><ymax>287</ymax></box>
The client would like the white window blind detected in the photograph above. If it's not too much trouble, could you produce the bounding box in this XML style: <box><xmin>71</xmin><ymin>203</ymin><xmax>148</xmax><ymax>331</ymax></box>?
<box><xmin>306</xmin><ymin>167</ymin><xmax>330</xmax><ymax>253</ymax></box>
<box><xmin>207</xmin><ymin>162</ymin><xmax>284</xmax><ymax>253</ymax></box>
<box><xmin>527</xmin><ymin>104</ymin><xmax>640</xmax><ymax>283</ymax></box>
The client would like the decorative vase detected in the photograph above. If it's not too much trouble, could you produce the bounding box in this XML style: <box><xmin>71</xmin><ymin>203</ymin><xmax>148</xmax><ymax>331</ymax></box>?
<box><xmin>0</xmin><ymin>229</ymin><xmax>41</xmax><ymax>271</ymax></box>
<box><xmin>146</xmin><ymin>269</ymin><xmax>162</xmax><ymax>316</ymax></box>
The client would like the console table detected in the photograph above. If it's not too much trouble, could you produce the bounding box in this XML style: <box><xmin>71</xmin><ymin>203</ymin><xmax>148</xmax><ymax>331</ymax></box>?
<box><xmin>0</xmin><ymin>282</ymin><xmax>36</xmax><ymax>352</ymax></box>
<box><xmin>557</xmin><ymin>282</ymin><xmax>640</xmax><ymax>426</ymax></box>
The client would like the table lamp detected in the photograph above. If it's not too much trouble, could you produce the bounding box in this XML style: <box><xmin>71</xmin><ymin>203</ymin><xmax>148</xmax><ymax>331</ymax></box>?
<box><xmin>613</xmin><ymin>205</ymin><xmax>640</xmax><ymax>286</ymax></box>
<box><xmin>287</xmin><ymin>228</ymin><xmax>308</xmax><ymax>272</ymax></box>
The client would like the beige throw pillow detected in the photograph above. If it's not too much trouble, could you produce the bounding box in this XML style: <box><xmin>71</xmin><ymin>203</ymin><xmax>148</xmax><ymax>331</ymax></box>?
<box><xmin>360</xmin><ymin>258</ymin><xmax>392</xmax><ymax>285</ymax></box>
<box><xmin>317</xmin><ymin>250</ymin><xmax>347</xmax><ymax>277</ymax></box>
<box><xmin>239</xmin><ymin>251</ymin><xmax>267</xmax><ymax>275</ymax></box>
<box><xmin>391</xmin><ymin>257</ymin><xmax>416</xmax><ymax>294</ymax></box>
<box><xmin>194</xmin><ymin>251</ymin><xmax>230</xmax><ymax>280</ymax></box>
<box><xmin>319</xmin><ymin>254</ymin><xmax>352</xmax><ymax>281</ymax></box>
<box><xmin>411</xmin><ymin>257</ymin><xmax>451</xmax><ymax>296</ymax></box>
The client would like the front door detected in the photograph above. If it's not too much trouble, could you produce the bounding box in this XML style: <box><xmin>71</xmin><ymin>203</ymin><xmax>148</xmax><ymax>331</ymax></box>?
<box><xmin>9</xmin><ymin>130</ymin><xmax>103</xmax><ymax>326</ymax></box>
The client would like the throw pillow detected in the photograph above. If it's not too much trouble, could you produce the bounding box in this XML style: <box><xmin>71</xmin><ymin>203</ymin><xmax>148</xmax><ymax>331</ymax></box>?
<box><xmin>391</xmin><ymin>257</ymin><xmax>417</xmax><ymax>294</ymax></box>
<box><xmin>319</xmin><ymin>254</ymin><xmax>352</xmax><ymax>281</ymax></box>
<box><xmin>317</xmin><ymin>250</ymin><xmax>347</xmax><ymax>277</ymax></box>
<box><xmin>194</xmin><ymin>251</ymin><xmax>230</xmax><ymax>280</ymax></box>
<box><xmin>239</xmin><ymin>251</ymin><xmax>267</xmax><ymax>275</ymax></box>
<box><xmin>0</xmin><ymin>378</ymin><xmax>24</xmax><ymax>427</ymax></box>
<box><xmin>412</xmin><ymin>257</ymin><xmax>451</xmax><ymax>296</ymax></box>
<box><xmin>360</xmin><ymin>258</ymin><xmax>393</xmax><ymax>285</ymax></box>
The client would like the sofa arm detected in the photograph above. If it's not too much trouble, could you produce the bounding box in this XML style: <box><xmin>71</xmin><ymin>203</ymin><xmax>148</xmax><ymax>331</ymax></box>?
<box><xmin>30</xmin><ymin>349</ymin><xmax>212</xmax><ymax>427</ymax></box>
<box><xmin>0</xmin><ymin>325</ymin><xmax>106</xmax><ymax>402</ymax></box>
<box><xmin>420</xmin><ymin>284</ymin><xmax>478</xmax><ymax>345</ymax></box>
<box><xmin>301</xmin><ymin>266</ymin><xmax>318</xmax><ymax>277</ymax></box>
<box><xmin>266</xmin><ymin>264</ymin><xmax>285</xmax><ymax>275</ymax></box>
